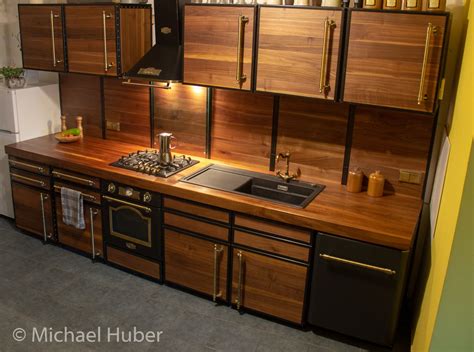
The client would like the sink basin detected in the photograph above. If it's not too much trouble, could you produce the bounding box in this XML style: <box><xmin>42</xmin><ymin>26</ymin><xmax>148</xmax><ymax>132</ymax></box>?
<box><xmin>180</xmin><ymin>164</ymin><xmax>324</xmax><ymax>208</ymax></box>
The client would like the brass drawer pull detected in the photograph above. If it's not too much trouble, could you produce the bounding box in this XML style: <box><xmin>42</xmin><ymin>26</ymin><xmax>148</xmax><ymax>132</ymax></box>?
<box><xmin>235</xmin><ymin>250</ymin><xmax>243</xmax><ymax>309</ymax></box>
<box><xmin>236</xmin><ymin>15</ymin><xmax>249</xmax><ymax>87</ymax></box>
<box><xmin>418</xmin><ymin>23</ymin><xmax>438</xmax><ymax>105</ymax></box>
<box><xmin>11</xmin><ymin>173</ymin><xmax>45</xmax><ymax>187</ymax></box>
<box><xmin>320</xmin><ymin>253</ymin><xmax>396</xmax><ymax>275</ymax></box>
<box><xmin>90</xmin><ymin>208</ymin><xmax>99</xmax><ymax>261</ymax></box>
<box><xmin>103</xmin><ymin>195</ymin><xmax>152</xmax><ymax>214</ymax></box>
<box><xmin>52</xmin><ymin>171</ymin><xmax>95</xmax><ymax>186</ymax></box>
<box><xmin>40</xmin><ymin>193</ymin><xmax>49</xmax><ymax>243</ymax></box>
<box><xmin>50</xmin><ymin>11</ymin><xmax>57</xmax><ymax>67</ymax></box>
<box><xmin>213</xmin><ymin>244</ymin><xmax>224</xmax><ymax>302</ymax></box>
<box><xmin>53</xmin><ymin>185</ymin><xmax>96</xmax><ymax>202</ymax></box>
<box><xmin>319</xmin><ymin>17</ymin><xmax>336</xmax><ymax>95</ymax></box>
<box><xmin>9</xmin><ymin>160</ymin><xmax>45</xmax><ymax>173</ymax></box>
<box><xmin>102</xmin><ymin>11</ymin><xmax>114</xmax><ymax>72</ymax></box>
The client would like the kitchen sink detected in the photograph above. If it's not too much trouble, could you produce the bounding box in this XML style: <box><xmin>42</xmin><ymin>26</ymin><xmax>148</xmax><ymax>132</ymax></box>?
<box><xmin>180</xmin><ymin>164</ymin><xmax>324</xmax><ymax>208</ymax></box>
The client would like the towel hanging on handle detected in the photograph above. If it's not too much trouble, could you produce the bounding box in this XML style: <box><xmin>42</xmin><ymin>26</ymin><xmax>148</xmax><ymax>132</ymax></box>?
<box><xmin>61</xmin><ymin>187</ymin><xmax>85</xmax><ymax>230</ymax></box>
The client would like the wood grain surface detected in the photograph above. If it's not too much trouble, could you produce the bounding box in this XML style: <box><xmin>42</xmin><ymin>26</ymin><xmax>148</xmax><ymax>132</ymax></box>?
<box><xmin>256</xmin><ymin>7</ymin><xmax>342</xmax><ymax>99</ymax></box>
<box><xmin>164</xmin><ymin>197</ymin><xmax>230</xmax><ymax>223</ymax></box>
<box><xmin>107</xmin><ymin>246</ymin><xmax>161</xmax><ymax>279</ymax></box>
<box><xmin>344</xmin><ymin>11</ymin><xmax>447</xmax><ymax>112</ymax></box>
<box><xmin>164</xmin><ymin>212</ymin><xmax>229</xmax><ymax>242</ymax></box>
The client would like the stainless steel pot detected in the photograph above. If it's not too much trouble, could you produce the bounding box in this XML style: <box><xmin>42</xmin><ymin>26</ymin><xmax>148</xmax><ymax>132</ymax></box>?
<box><xmin>157</xmin><ymin>132</ymin><xmax>177</xmax><ymax>165</ymax></box>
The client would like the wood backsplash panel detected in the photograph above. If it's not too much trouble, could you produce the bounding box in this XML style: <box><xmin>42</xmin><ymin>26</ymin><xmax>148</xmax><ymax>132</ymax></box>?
<box><xmin>154</xmin><ymin>84</ymin><xmax>207</xmax><ymax>157</ymax></box>
<box><xmin>104</xmin><ymin>78</ymin><xmax>150</xmax><ymax>147</ymax></box>
<box><xmin>350</xmin><ymin>107</ymin><xmax>433</xmax><ymax>198</ymax></box>
<box><xmin>211</xmin><ymin>89</ymin><xmax>273</xmax><ymax>169</ymax></box>
<box><xmin>59</xmin><ymin>73</ymin><xmax>102</xmax><ymax>138</ymax></box>
<box><xmin>277</xmin><ymin>96</ymin><xmax>349</xmax><ymax>183</ymax></box>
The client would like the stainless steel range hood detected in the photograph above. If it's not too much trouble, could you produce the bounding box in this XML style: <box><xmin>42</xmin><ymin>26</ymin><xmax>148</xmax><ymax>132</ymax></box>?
<box><xmin>124</xmin><ymin>0</ymin><xmax>185</xmax><ymax>83</ymax></box>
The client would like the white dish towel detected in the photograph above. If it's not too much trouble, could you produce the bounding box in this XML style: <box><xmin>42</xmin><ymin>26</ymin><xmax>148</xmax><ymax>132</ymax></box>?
<box><xmin>61</xmin><ymin>187</ymin><xmax>85</xmax><ymax>230</ymax></box>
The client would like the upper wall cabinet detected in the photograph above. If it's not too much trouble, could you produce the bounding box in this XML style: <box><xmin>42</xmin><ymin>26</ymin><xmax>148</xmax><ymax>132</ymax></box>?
<box><xmin>256</xmin><ymin>7</ymin><xmax>343</xmax><ymax>100</ymax></box>
<box><xmin>65</xmin><ymin>4</ymin><xmax>151</xmax><ymax>76</ymax></box>
<box><xmin>343</xmin><ymin>10</ymin><xmax>448</xmax><ymax>113</ymax></box>
<box><xmin>19</xmin><ymin>5</ymin><xmax>66</xmax><ymax>72</ymax></box>
<box><xmin>183</xmin><ymin>5</ymin><xmax>256</xmax><ymax>91</ymax></box>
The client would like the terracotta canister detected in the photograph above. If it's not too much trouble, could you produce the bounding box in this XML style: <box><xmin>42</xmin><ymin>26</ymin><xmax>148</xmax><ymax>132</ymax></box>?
<box><xmin>363</xmin><ymin>0</ymin><xmax>382</xmax><ymax>9</ymax></box>
<box><xmin>422</xmin><ymin>0</ymin><xmax>446</xmax><ymax>11</ymax></box>
<box><xmin>367</xmin><ymin>171</ymin><xmax>385</xmax><ymax>197</ymax></box>
<box><xmin>401</xmin><ymin>0</ymin><xmax>422</xmax><ymax>10</ymax></box>
<box><xmin>383</xmin><ymin>0</ymin><xmax>402</xmax><ymax>9</ymax></box>
<box><xmin>347</xmin><ymin>168</ymin><xmax>363</xmax><ymax>193</ymax></box>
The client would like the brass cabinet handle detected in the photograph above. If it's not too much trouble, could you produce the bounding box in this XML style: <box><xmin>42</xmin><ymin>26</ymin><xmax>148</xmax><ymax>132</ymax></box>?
<box><xmin>103</xmin><ymin>195</ymin><xmax>152</xmax><ymax>214</ymax></box>
<box><xmin>235</xmin><ymin>250</ymin><xmax>243</xmax><ymax>309</ymax></box>
<box><xmin>90</xmin><ymin>208</ymin><xmax>99</xmax><ymax>261</ymax></box>
<box><xmin>319</xmin><ymin>17</ymin><xmax>336</xmax><ymax>95</ymax></box>
<box><xmin>418</xmin><ymin>23</ymin><xmax>438</xmax><ymax>105</ymax></box>
<box><xmin>213</xmin><ymin>244</ymin><xmax>224</xmax><ymax>302</ymax></box>
<box><xmin>9</xmin><ymin>160</ymin><xmax>45</xmax><ymax>174</ymax></box>
<box><xmin>319</xmin><ymin>253</ymin><xmax>396</xmax><ymax>275</ymax></box>
<box><xmin>236</xmin><ymin>15</ymin><xmax>249</xmax><ymax>87</ymax></box>
<box><xmin>53</xmin><ymin>185</ymin><xmax>96</xmax><ymax>202</ymax></box>
<box><xmin>50</xmin><ymin>11</ymin><xmax>58</xmax><ymax>67</ymax></box>
<box><xmin>11</xmin><ymin>173</ymin><xmax>45</xmax><ymax>187</ymax></box>
<box><xmin>52</xmin><ymin>171</ymin><xmax>95</xmax><ymax>186</ymax></box>
<box><xmin>102</xmin><ymin>11</ymin><xmax>114</xmax><ymax>72</ymax></box>
<box><xmin>40</xmin><ymin>193</ymin><xmax>49</xmax><ymax>243</ymax></box>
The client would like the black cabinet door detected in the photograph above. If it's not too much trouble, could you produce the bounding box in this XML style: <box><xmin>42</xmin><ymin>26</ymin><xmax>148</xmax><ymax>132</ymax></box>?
<box><xmin>308</xmin><ymin>233</ymin><xmax>409</xmax><ymax>346</ymax></box>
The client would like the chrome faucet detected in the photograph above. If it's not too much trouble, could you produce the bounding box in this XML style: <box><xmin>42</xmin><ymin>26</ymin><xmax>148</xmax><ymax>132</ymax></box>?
<box><xmin>276</xmin><ymin>152</ymin><xmax>301</xmax><ymax>183</ymax></box>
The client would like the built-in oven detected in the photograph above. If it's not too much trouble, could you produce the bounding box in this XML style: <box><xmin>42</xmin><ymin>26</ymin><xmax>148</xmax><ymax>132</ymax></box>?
<box><xmin>102</xmin><ymin>181</ymin><xmax>161</xmax><ymax>260</ymax></box>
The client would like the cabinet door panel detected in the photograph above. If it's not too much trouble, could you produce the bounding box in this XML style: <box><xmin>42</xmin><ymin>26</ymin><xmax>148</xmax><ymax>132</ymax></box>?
<box><xmin>56</xmin><ymin>200</ymin><xmax>103</xmax><ymax>258</ymax></box>
<box><xmin>183</xmin><ymin>5</ymin><xmax>255</xmax><ymax>90</ymax></box>
<box><xmin>11</xmin><ymin>182</ymin><xmax>53</xmax><ymax>239</ymax></box>
<box><xmin>66</xmin><ymin>5</ymin><xmax>117</xmax><ymax>76</ymax></box>
<box><xmin>231</xmin><ymin>249</ymin><xmax>307</xmax><ymax>324</ymax></box>
<box><xmin>256</xmin><ymin>8</ymin><xmax>342</xmax><ymax>99</ymax></box>
<box><xmin>19</xmin><ymin>5</ymin><xmax>65</xmax><ymax>71</ymax></box>
<box><xmin>165</xmin><ymin>229</ymin><xmax>228</xmax><ymax>301</ymax></box>
<box><xmin>344</xmin><ymin>11</ymin><xmax>447</xmax><ymax>112</ymax></box>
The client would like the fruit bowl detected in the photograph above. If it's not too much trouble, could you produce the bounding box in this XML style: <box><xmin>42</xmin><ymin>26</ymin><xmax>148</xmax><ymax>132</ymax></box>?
<box><xmin>54</xmin><ymin>132</ymin><xmax>81</xmax><ymax>143</ymax></box>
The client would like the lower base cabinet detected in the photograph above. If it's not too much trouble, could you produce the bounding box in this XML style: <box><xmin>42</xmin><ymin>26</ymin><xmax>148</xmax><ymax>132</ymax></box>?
<box><xmin>164</xmin><ymin>229</ymin><xmax>228</xmax><ymax>301</ymax></box>
<box><xmin>231</xmin><ymin>248</ymin><xmax>307</xmax><ymax>324</ymax></box>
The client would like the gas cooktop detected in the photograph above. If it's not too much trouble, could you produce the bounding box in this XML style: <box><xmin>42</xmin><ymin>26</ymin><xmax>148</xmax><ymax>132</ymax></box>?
<box><xmin>110</xmin><ymin>150</ymin><xmax>199</xmax><ymax>178</ymax></box>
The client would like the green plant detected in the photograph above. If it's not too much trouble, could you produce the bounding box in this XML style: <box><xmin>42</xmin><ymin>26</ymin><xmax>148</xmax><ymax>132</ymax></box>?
<box><xmin>0</xmin><ymin>66</ymin><xmax>24</xmax><ymax>80</ymax></box>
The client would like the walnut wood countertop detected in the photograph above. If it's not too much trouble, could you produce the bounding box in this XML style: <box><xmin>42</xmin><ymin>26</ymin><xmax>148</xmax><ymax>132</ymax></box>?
<box><xmin>5</xmin><ymin>135</ymin><xmax>422</xmax><ymax>250</ymax></box>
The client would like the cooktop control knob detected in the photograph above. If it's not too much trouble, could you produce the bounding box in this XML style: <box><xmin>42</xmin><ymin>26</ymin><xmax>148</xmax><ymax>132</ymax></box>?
<box><xmin>143</xmin><ymin>192</ymin><xmax>152</xmax><ymax>203</ymax></box>
<box><xmin>107</xmin><ymin>183</ymin><xmax>116</xmax><ymax>193</ymax></box>
<box><xmin>125</xmin><ymin>187</ymin><xmax>134</xmax><ymax>197</ymax></box>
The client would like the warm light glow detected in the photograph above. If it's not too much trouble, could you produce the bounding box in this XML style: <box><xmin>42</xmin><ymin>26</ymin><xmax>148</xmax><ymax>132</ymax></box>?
<box><xmin>191</xmin><ymin>85</ymin><xmax>205</xmax><ymax>96</ymax></box>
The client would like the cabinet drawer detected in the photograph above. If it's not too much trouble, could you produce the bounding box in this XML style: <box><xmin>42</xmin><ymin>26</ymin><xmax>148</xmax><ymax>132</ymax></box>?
<box><xmin>234</xmin><ymin>215</ymin><xmax>311</xmax><ymax>244</ymax></box>
<box><xmin>52</xmin><ymin>169</ymin><xmax>100</xmax><ymax>189</ymax></box>
<box><xmin>9</xmin><ymin>158</ymin><xmax>49</xmax><ymax>176</ymax></box>
<box><xmin>53</xmin><ymin>181</ymin><xmax>101</xmax><ymax>205</ymax></box>
<box><xmin>164</xmin><ymin>197</ymin><xmax>230</xmax><ymax>223</ymax></box>
<box><xmin>234</xmin><ymin>230</ymin><xmax>309</xmax><ymax>262</ymax></box>
<box><xmin>107</xmin><ymin>246</ymin><xmax>161</xmax><ymax>280</ymax></box>
<box><xmin>164</xmin><ymin>212</ymin><xmax>229</xmax><ymax>242</ymax></box>
<box><xmin>10</xmin><ymin>168</ymin><xmax>51</xmax><ymax>191</ymax></box>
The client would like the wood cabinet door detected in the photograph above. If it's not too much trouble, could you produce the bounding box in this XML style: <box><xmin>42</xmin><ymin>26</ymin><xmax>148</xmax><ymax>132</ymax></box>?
<box><xmin>11</xmin><ymin>182</ymin><xmax>53</xmax><ymax>240</ymax></box>
<box><xmin>65</xmin><ymin>5</ymin><xmax>118</xmax><ymax>76</ymax></box>
<box><xmin>256</xmin><ymin>7</ymin><xmax>342</xmax><ymax>99</ymax></box>
<box><xmin>231</xmin><ymin>249</ymin><xmax>307</xmax><ymax>324</ymax></box>
<box><xmin>19</xmin><ymin>5</ymin><xmax>66</xmax><ymax>71</ymax></box>
<box><xmin>343</xmin><ymin>11</ymin><xmax>447</xmax><ymax>112</ymax></box>
<box><xmin>165</xmin><ymin>229</ymin><xmax>228</xmax><ymax>301</ymax></box>
<box><xmin>56</xmin><ymin>200</ymin><xmax>103</xmax><ymax>258</ymax></box>
<box><xmin>183</xmin><ymin>5</ymin><xmax>255</xmax><ymax>90</ymax></box>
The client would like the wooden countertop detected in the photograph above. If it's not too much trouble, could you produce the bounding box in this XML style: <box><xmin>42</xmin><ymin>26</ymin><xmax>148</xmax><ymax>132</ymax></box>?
<box><xmin>5</xmin><ymin>135</ymin><xmax>422</xmax><ymax>250</ymax></box>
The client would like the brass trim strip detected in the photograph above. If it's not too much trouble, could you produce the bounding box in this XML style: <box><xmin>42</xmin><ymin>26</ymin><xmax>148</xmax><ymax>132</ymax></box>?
<box><xmin>418</xmin><ymin>23</ymin><xmax>437</xmax><ymax>105</ymax></box>
<box><xmin>103</xmin><ymin>196</ymin><xmax>152</xmax><ymax>213</ymax></box>
<box><xmin>9</xmin><ymin>160</ymin><xmax>45</xmax><ymax>173</ymax></box>
<box><xmin>319</xmin><ymin>253</ymin><xmax>396</xmax><ymax>275</ymax></box>
<box><xmin>54</xmin><ymin>185</ymin><xmax>96</xmax><ymax>202</ymax></box>
<box><xmin>236</xmin><ymin>250</ymin><xmax>243</xmax><ymax>309</ymax></box>
<box><xmin>108</xmin><ymin>205</ymin><xmax>152</xmax><ymax>248</ymax></box>
<box><xmin>236</xmin><ymin>15</ymin><xmax>249</xmax><ymax>87</ymax></box>
<box><xmin>319</xmin><ymin>18</ymin><xmax>335</xmax><ymax>95</ymax></box>
<box><xmin>213</xmin><ymin>244</ymin><xmax>224</xmax><ymax>302</ymax></box>
<box><xmin>52</xmin><ymin>171</ymin><xmax>95</xmax><ymax>186</ymax></box>
<box><xmin>11</xmin><ymin>173</ymin><xmax>45</xmax><ymax>187</ymax></box>
<box><xmin>122</xmin><ymin>79</ymin><xmax>171</xmax><ymax>90</ymax></box>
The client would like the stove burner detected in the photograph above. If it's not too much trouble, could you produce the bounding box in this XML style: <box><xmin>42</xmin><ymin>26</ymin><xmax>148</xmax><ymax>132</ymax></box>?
<box><xmin>111</xmin><ymin>150</ymin><xmax>199</xmax><ymax>178</ymax></box>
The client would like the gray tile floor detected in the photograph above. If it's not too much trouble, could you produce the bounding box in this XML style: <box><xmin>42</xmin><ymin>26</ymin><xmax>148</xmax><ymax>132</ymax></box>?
<box><xmin>0</xmin><ymin>217</ymin><xmax>382</xmax><ymax>352</ymax></box>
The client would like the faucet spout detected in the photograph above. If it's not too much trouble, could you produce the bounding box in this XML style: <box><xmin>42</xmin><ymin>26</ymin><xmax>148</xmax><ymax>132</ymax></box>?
<box><xmin>275</xmin><ymin>152</ymin><xmax>301</xmax><ymax>183</ymax></box>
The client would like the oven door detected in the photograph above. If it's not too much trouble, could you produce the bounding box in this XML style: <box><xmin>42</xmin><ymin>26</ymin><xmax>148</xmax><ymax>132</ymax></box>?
<box><xmin>103</xmin><ymin>196</ymin><xmax>161</xmax><ymax>260</ymax></box>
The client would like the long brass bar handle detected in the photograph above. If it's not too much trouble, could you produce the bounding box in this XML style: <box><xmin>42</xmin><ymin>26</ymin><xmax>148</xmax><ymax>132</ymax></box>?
<box><xmin>90</xmin><ymin>208</ymin><xmax>99</xmax><ymax>261</ymax></box>
<box><xmin>236</xmin><ymin>250</ymin><xmax>243</xmax><ymax>309</ymax></box>
<box><xmin>103</xmin><ymin>195</ymin><xmax>152</xmax><ymax>214</ymax></box>
<box><xmin>40</xmin><ymin>193</ymin><xmax>49</xmax><ymax>243</ymax></box>
<box><xmin>213</xmin><ymin>245</ymin><xmax>224</xmax><ymax>302</ymax></box>
<box><xmin>319</xmin><ymin>18</ymin><xmax>336</xmax><ymax>95</ymax></box>
<box><xmin>9</xmin><ymin>160</ymin><xmax>45</xmax><ymax>174</ymax></box>
<box><xmin>50</xmin><ymin>11</ymin><xmax>57</xmax><ymax>67</ymax></box>
<box><xmin>53</xmin><ymin>185</ymin><xmax>96</xmax><ymax>202</ymax></box>
<box><xmin>52</xmin><ymin>171</ymin><xmax>95</xmax><ymax>187</ymax></box>
<box><xmin>236</xmin><ymin>15</ymin><xmax>249</xmax><ymax>87</ymax></box>
<box><xmin>418</xmin><ymin>23</ymin><xmax>438</xmax><ymax>105</ymax></box>
<box><xmin>320</xmin><ymin>253</ymin><xmax>396</xmax><ymax>275</ymax></box>
<box><xmin>11</xmin><ymin>173</ymin><xmax>45</xmax><ymax>187</ymax></box>
<box><xmin>102</xmin><ymin>11</ymin><xmax>113</xmax><ymax>72</ymax></box>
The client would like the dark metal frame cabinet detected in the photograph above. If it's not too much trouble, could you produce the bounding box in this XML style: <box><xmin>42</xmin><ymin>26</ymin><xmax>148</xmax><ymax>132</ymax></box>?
<box><xmin>308</xmin><ymin>233</ymin><xmax>409</xmax><ymax>346</ymax></box>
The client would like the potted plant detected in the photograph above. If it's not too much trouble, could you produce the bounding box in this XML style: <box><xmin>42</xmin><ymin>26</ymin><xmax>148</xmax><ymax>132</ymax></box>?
<box><xmin>0</xmin><ymin>66</ymin><xmax>26</xmax><ymax>89</ymax></box>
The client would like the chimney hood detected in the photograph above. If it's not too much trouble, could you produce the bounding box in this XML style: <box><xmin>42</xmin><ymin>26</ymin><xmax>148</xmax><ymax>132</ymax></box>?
<box><xmin>124</xmin><ymin>0</ymin><xmax>185</xmax><ymax>82</ymax></box>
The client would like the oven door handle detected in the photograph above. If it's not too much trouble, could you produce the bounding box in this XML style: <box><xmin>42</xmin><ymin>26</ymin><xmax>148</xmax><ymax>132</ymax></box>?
<box><xmin>103</xmin><ymin>195</ymin><xmax>152</xmax><ymax>214</ymax></box>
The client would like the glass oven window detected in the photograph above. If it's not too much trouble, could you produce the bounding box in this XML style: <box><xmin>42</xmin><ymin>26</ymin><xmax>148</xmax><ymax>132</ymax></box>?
<box><xmin>110</xmin><ymin>206</ymin><xmax>151</xmax><ymax>247</ymax></box>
